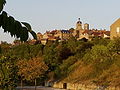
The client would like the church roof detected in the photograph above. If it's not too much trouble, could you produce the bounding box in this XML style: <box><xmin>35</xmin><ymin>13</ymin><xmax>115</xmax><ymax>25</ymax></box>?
<box><xmin>77</xmin><ymin>18</ymin><xmax>82</xmax><ymax>24</ymax></box>
<box><xmin>77</xmin><ymin>21</ymin><xmax>82</xmax><ymax>24</ymax></box>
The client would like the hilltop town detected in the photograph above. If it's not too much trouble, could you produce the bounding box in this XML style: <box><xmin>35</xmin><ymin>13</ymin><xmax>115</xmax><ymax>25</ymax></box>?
<box><xmin>13</xmin><ymin>18</ymin><xmax>120</xmax><ymax>46</ymax></box>
<box><xmin>36</xmin><ymin>18</ymin><xmax>110</xmax><ymax>45</ymax></box>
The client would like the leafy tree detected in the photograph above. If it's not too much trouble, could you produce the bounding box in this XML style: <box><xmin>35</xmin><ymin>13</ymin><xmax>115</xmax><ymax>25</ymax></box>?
<box><xmin>66</xmin><ymin>36</ymin><xmax>77</xmax><ymax>53</ymax></box>
<box><xmin>0</xmin><ymin>1</ymin><xmax>37</xmax><ymax>89</ymax></box>
<box><xmin>44</xmin><ymin>44</ymin><xmax>58</xmax><ymax>71</ymax></box>
<box><xmin>56</xmin><ymin>45</ymin><xmax>72</xmax><ymax>62</ymax></box>
<box><xmin>29</xmin><ymin>44</ymin><xmax>44</xmax><ymax>57</ymax></box>
<box><xmin>11</xmin><ymin>44</ymin><xmax>31</xmax><ymax>59</ymax></box>
<box><xmin>11</xmin><ymin>44</ymin><xmax>44</xmax><ymax>60</ymax></box>
<box><xmin>83</xmin><ymin>45</ymin><xmax>110</xmax><ymax>64</ymax></box>
<box><xmin>0</xmin><ymin>56</ymin><xmax>18</xmax><ymax>90</ymax></box>
<box><xmin>107</xmin><ymin>37</ymin><xmax>120</xmax><ymax>54</ymax></box>
<box><xmin>59</xmin><ymin>56</ymin><xmax>78</xmax><ymax>77</ymax></box>
<box><xmin>17</xmin><ymin>57</ymin><xmax>48</xmax><ymax>82</ymax></box>
<box><xmin>0</xmin><ymin>41</ymin><xmax>11</xmax><ymax>56</ymax></box>
<box><xmin>75</xmin><ymin>41</ymin><xmax>94</xmax><ymax>59</ymax></box>
<box><xmin>92</xmin><ymin>37</ymin><xmax>110</xmax><ymax>46</ymax></box>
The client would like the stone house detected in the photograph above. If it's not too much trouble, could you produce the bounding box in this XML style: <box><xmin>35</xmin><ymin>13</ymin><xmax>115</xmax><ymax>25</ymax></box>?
<box><xmin>37</xmin><ymin>32</ymin><xmax>43</xmax><ymax>40</ymax></box>
<box><xmin>110</xmin><ymin>18</ymin><xmax>120</xmax><ymax>39</ymax></box>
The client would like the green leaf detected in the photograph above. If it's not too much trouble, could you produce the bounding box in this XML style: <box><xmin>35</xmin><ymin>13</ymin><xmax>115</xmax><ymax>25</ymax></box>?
<box><xmin>1</xmin><ymin>11</ymin><xmax>8</xmax><ymax>32</ymax></box>
<box><xmin>8</xmin><ymin>16</ymin><xmax>15</xmax><ymax>33</ymax></box>
<box><xmin>8</xmin><ymin>16</ymin><xmax>15</xmax><ymax>37</ymax></box>
<box><xmin>1</xmin><ymin>11</ymin><xmax>7</xmax><ymax>24</ymax></box>
<box><xmin>3</xmin><ymin>16</ymin><xmax>9</xmax><ymax>33</ymax></box>
<box><xmin>30</xmin><ymin>31</ymin><xmax>37</xmax><ymax>40</ymax></box>
<box><xmin>0</xmin><ymin>14</ymin><xmax>3</xmax><ymax>27</ymax></box>
<box><xmin>0</xmin><ymin>0</ymin><xmax>6</xmax><ymax>12</ymax></box>
<box><xmin>21</xmin><ymin>22</ymin><xmax>32</xmax><ymax>31</ymax></box>
<box><xmin>21</xmin><ymin>22</ymin><xmax>37</xmax><ymax>40</ymax></box>
<box><xmin>20</xmin><ymin>27</ymin><xmax>29</xmax><ymax>41</ymax></box>
<box><xmin>15</xmin><ymin>21</ymin><xmax>22</xmax><ymax>38</ymax></box>
<box><xmin>0</xmin><ymin>11</ymin><xmax>36</xmax><ymax>41</ymax></box>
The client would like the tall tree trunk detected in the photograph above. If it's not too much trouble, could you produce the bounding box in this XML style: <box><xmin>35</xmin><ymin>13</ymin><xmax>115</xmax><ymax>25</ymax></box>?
<box><xmin>21</xmin><ymin>79</ymin><xmax>23</xmax><ymax>90</ymax></box>
<box><xmin>35</xmin><ymin>79</ymin><xmax>37</xmax><ymax>90</ymax></box>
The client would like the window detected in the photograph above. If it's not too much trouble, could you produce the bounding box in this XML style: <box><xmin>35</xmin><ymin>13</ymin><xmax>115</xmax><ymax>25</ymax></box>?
<box><xmin>116</xmin><ymin>27</ymin><xmax>120</xmax><ymax>33</ymax></box>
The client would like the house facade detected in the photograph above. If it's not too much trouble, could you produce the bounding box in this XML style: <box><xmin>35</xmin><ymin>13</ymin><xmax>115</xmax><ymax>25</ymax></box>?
<box><xmin>54</xmin><ymin>30</ymin><xmax>72</xmax><ymax>41</ymax></box>
<box><xmin>110</xmin><ymin>18</ymin><xmax>120</xmax><ymax>39</ymax></box>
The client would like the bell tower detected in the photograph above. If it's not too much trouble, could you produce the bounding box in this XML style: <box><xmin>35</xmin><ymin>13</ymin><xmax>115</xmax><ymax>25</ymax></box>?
<box><xmin>76</xmin><ymin>18</ymin><xmax>82</xmax><ymax>30</ymax></box>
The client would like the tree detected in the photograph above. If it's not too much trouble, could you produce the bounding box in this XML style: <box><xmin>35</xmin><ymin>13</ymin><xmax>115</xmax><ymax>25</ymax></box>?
<box><xmin>11</xmin><ymin>44</ymin><xmax>44</xmax><ymax>60</ymax></box>
<box><xmin>0</xmin><ymin>1</ymin><xmax>37</xmax><ymax>89</ymax></box>
<box><xmin>17</xmin><ymin>57</ymin><xmax>48</xmax><ymax>88</ymax></box>
<box><xmin>0</xmin><ymin>56</ymin><xmax>18</xmax><ymax>90</ymax></box>
<box><xmin>107</xmin><ymin>37</ymin><xmax>120</xmax><ymax>54</ymax></box>
<box><xmin>67</xmin><ymin>36</ymin><xmax>77</xmax><ymax>54</ymax></box>
<box><xmin>56</xmin><ymin>45</ymin><xmax>72</xmax><ymax>62</ymax></box>
<box><xmin>59</xmin><ymin>56</ymin><xmax>78</xmax><ymax>77</ymax></box>
<box><xmin>83</xmin><ymin>45</ymin><xmax>110</xmax><ymax>64</ymax></box>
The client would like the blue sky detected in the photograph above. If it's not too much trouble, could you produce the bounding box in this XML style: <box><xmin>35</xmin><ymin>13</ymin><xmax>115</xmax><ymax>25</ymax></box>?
<box><xmin>0</xmin><ymin>0</ymin><xmax>120</xmax><ymax>43</ymax></box>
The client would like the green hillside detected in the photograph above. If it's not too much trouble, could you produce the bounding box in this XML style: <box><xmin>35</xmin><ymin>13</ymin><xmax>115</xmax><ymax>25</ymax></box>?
<box><xmin>0</xmin><ymin>37</ymin><xmax>120</xmax><ymax>89</ymax></box>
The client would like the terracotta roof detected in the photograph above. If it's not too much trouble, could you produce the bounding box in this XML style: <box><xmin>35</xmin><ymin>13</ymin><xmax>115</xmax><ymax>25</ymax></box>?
<box><xmin>50</xmin><ymin>30</ymin><xmax>58</xmax><ymax>34</ymax></box>
<box><xmin>37</xmin><ymin>32</ymin><xmax>42</xmax><ymax>34</ymax></box>
<box><xmin>104</xmin><ymin>31</ymin><xmax>110</xmax><ymax>36</ymax></box>
<box><xmin>82</xmin><ymin>30</ymin><xmax>110</xmax><ymax>37</ymax></box>
<box><xmin>82</xmin><ymin>30</ymin><xmax>94</xmax><ymax>35</ymax></box>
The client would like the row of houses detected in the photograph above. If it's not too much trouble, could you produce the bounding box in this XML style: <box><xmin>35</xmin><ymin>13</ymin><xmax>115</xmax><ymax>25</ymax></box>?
<box><xmin>13</xmin><ymin>18</ymin><xmax>120</xmax><ymax>45</ymax></box>
<box><xmin>35</xmin><ymin>18</ymin><xmax>111</xmax><ymax>45</ymax></box>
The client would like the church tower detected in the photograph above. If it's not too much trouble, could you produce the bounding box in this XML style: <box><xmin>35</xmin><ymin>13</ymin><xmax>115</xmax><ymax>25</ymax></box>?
<box><xmin>73</xmin><ymin>18</ymin><xmax>82</xmax><ymax>38</ymax></box>
<box><xmin>84</xmin><ymin>23</ymin><xmax>89</xmax><ymax>30</ymax></box>
<box><xmin>76</xmin><ymin>18</ymin><xmax>82</xmax><ymax>30</ymax></box>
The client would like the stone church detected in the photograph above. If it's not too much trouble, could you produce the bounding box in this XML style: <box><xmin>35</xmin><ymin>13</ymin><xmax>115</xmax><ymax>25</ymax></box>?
<box><xmin>73</xmin><ymin>18</ymin><xmax>89</xmax><ymax>40</ymax></box>
<box><xmin>73</xmin><ymin>18</ymin><xmax>110</xmax><ymax>40</ymax></box>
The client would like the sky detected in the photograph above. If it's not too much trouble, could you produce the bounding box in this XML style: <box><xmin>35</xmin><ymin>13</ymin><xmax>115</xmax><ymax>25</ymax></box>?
<box><xmin>0</xmin><ymin>0</ymin><xmax>120</xmax><ymax>43</ymax></box>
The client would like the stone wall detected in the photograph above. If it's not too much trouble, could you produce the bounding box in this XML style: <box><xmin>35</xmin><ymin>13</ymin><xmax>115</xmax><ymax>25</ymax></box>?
<box><xmin>53</xmin><ymin>82</ymin><xmax>120</xmax><ymax>90</ymax></box>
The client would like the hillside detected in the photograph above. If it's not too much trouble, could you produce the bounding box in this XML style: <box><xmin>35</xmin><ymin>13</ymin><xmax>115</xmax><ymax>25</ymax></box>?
<box><xmin>0</xmin><ymin>37</ymin><xmax>120</xmax><ymax>89</ymax></box>
<box><xmin>59</xmin><ymin>38</ymin><xmax>120</xmax><ymax>87</ymax></box>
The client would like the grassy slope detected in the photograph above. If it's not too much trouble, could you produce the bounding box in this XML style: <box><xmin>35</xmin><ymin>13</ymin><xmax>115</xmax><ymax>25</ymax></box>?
<box><xmin>63</xmin><ymin>59</ymin><xmax>120</xmax><ymax>87</ymax></box>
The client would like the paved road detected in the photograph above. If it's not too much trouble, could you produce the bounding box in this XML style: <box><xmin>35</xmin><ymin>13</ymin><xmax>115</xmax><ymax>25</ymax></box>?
<box><xmin>16</xmin><ymin>86</ymin><xmax>66</xmax><ymax>90</ymax></box>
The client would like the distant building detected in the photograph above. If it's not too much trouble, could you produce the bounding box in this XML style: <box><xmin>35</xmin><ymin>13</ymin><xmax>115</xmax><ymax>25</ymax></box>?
<box><xmin>37</xmin><ymin>32</ymin><xmax>43</xmax><ymax>40</ymax></box>
<box><xmin>110</xmin><ymin>18</ymin><xmax>120</xmax><ymax>39</ymax></box>
<box><xmin>84</xmin><ymin>23</ymin><xmax>89</xmax><ymax>30</ymax></box>
<box><xmin>54</xmin><ymin>30</ymin><xmax>72</xmax><ymax>41</ymax></box>
<box><xmin>26</xmin><ymin>18</ymin><xmax>110</xmax><ymax>45</ymax></box>
<box><xmin>73</xmin><ymin>18</ymin><xmax>110</xmax><ymax>40</ymax></box>
<box><xmin>41</xmin><ymin>38</ymin><xmax>48</xmax><ymax>45</ymax></box>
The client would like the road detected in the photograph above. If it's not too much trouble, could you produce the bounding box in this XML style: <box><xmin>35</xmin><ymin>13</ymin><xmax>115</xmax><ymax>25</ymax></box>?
<box><xmin>16</xmin><ymin>86</ymin><xmax>66</xmax><ymax>90</ymax></box>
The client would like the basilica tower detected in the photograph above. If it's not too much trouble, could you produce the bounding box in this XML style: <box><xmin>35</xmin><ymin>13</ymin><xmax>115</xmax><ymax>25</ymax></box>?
<box><xmin>76</xmin><ymin>18</ymin><xmax>82</xmax><ymax>30</ymax></box>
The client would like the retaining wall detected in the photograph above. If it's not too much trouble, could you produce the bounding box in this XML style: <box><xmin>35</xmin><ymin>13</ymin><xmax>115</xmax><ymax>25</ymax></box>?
<box><xmin>53</xmin><ymin>82</ymin><xmax>120</xmax><ymax>90</ymax></box>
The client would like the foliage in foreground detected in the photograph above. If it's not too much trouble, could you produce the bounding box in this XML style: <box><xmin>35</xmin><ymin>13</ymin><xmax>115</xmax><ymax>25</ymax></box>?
<box><xmin>0</xmin><ymin>37</ymin><xmax>120</xmax><ymax>89</ymax></box>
